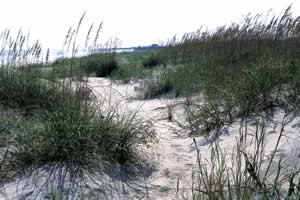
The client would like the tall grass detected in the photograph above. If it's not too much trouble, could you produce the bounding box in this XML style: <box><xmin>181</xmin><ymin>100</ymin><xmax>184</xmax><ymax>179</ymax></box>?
<box><xmin>111</xmin><ymin>49</ymin><xmax>162</xmax><ymax>83</ymax></box>
<box><xmin>0</xmin><ymin>15</ymin><xmax>157</xmax><ymax>199</ymax></box>
<box><xmin>156</xmin><ymin>7</ymin><xmax>300</xmax><ymax>199</ymax></box>
<box><xmin>190</xmin><ymin>113</ymin><xmax>300</xmax><ymax>200</ymax></box>
<box><xmin>156</xmin><ymin>6</ymin><xmax>300</xmax><ymax>132</ymax></box>
<box><xmin>158</xmin><ymin>6</ymin><xmax>298</xmax><ymax>95</ymax></box>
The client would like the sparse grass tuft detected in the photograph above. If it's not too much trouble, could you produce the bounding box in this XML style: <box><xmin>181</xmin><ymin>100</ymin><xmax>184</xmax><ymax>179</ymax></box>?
<box><xmin>142</xmin><ymin>70</ymin><xmax>177</xmax><ymax>99</ymax></box>
<box><xmin>191</xmin><ymin>114</ymin><xmax>300</xmax><ymax>200</ymax></box>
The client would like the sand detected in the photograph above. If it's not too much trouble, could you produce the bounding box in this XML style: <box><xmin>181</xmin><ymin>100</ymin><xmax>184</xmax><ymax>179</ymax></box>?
<box><xmin>1</xmin><ymin>77</ymin><xmax>300</xmax><ymax>200</ymax></box>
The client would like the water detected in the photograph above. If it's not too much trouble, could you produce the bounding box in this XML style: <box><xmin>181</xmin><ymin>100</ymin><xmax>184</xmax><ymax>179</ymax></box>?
<box><xmin>48</xmin><ymin>48</ymin><xmax>134</xmax><ymax>62</ymax></box>
<box><xmin>0</xmin><ymin>48</ymin><xmax>135</xmax><ymax>65</ymax></box>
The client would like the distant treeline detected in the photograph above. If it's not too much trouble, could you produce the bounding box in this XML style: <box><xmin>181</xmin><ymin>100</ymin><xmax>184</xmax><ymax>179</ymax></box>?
<box><xmin>111</xmin><ymin>43</ymin><xmax>162</xmax><ymax>52</ymax></box>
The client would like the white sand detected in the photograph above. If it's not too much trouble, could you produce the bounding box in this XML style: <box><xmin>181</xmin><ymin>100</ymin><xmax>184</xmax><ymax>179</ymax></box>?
<box><xmin>1</xmin><ymin>77</ymin><xmax>300</xmax><ymax>200</ymax></box>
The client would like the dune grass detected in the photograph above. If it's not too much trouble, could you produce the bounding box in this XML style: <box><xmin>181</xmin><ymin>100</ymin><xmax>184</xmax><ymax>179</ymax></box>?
<box><xmin>0</xmin><ymin>5</ymin><xmax>299</xmax><ymax>200</ymax></box>
<box><xmin>189</xmin><ymin>113</ymin><xmax>300</xmax><ymax>200</ymax></box>
<box><xmin>0</xmin><ymin>17</ymin><xmax>157</xmax><ymax>199</ymax></box>
<box><xmin>160</xmin><ymin>6</ymin><xmax>300</xmax><ymax>200</ymax></box>
<box><xmin>152</xmin><ymin>6</ymin><xmax>300</xmax><ymax>122</ymax></box>
<box><xmin>110</xmin><ymin>49</ymin><xmax>161</xmax><ymax>83</ymax></box>
<box><xmin>48</xmin><ymin>50</ymin><xmax>119</xmax><ymax>79</ymax></box>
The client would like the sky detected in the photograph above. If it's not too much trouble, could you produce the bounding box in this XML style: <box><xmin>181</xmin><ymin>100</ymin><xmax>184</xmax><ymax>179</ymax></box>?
<box><xmin>0</xmin><ymin>0</ymin><xmax>299</xmax><ymax>49</ymax></box>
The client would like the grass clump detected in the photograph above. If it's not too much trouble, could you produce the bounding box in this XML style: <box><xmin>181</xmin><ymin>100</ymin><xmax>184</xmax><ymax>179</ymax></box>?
<box><xmin>12</xmin><ymin>101</ymin><xmax>156</xmax><ymax>170</ymax></box>
<box><xmin>0</xmin><ymin>19</ymin><xmax>157</xmax><ymax>199</ymax></box>
<box><xmin>111</xmin><ymin>63</ymin><xmax>146</xmax><ymax>83</ymax></box>
<box><xmin>82</xmin><ymin>53</ymin><xmax>119</xmax><ymax>77</ymax></box>
<box><xmin>0</xmin><ymin>69</ymin><xmax>67</xmax><ymax>114</ymax></box>
<box><xmin>157</xmin><ymin>6</ymin><xmax>300</xmax><ymax>136</ymax></box>
<box><xmin>0</xmin><ymin>65</ymin><xmax>156</xmax><ymax>171</ymax></box>
<box><xmin>140</xmin><ymin>64</ymin><xmax>202</xmax><ymax>99</ymax></box>
<box><xmin>49</xmin><ymin>52</ymin><xmax>119</xmax><ymax>78</ymax></box>
<box><xmin>142</xmin><ymin>53</ymin><xmax>161</xmax><ymax>68</ymax></box>
<box><xmin>110</xmin><ymin>50</ymin><xmax>161</xmax><ymax>83</ymax></box>
<box><xmin>50</xmin><ymin>57</ymin><xmax>84</xmax><ymax>79</ymax></box>
<box><xmin>142</xmin><ymin>70</ymin><xmax>176</xmax><ymax>99</ymax></box>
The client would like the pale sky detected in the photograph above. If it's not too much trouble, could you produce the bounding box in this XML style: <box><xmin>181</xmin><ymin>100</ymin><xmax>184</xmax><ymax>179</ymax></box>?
<box><xmin>0</xmin><ymin>0</ymin><xmax>299</xmax><ymax>49</ymax></box>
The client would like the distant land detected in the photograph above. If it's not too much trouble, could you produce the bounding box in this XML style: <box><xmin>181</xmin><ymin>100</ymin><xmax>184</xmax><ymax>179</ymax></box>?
<box><xmin>114</xmin><ymin>43</ymin><xmax>162</xmax><ymax>51</ymax></box>
<box><xmin>47</xmin><ymin>44</ymin><xmax>162</xmax><ymax>61</ymax></box>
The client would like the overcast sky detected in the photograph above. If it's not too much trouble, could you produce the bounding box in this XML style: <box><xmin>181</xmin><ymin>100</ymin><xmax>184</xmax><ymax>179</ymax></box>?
<box><xmin>0</xmin><ymin>0</ymin><xmax>299</xmax><ymax>49</ymax></box>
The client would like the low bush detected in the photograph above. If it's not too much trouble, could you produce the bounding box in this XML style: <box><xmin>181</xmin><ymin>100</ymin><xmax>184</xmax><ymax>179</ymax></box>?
<box><xmin>82</xmin><ymin>53</ymin><xmax>119</xmax><ymax>77</ymax></box>
<box><xmin>95</xmin><ymin>59</ymin><xmax>118</xmax><ymax>77</ymax></box>
<box><xmin>142</xmin><ymin>53</ymin><xmax>161</xmax><ymax>68</ymax></box>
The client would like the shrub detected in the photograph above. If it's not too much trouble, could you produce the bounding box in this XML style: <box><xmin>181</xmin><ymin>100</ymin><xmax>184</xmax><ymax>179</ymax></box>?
<box><xmin>82</xmin><ymin>53</ymin><xmax>118</xmax><ymax>77</ymax></box>
<box><xmin>95</xmin><ymin>59</ymin><xmax>118</xmax><ymax>77</ymax></box>
<box><xmin>142</xmin><ymin>53</ymin><xmax>161</xmax><ymax>68</ymax></box>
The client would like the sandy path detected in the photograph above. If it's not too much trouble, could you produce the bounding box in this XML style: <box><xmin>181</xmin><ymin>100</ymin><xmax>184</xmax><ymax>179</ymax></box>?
<box><xmin>88</xmin><ymin>78</ymin><xmax>300</xmax><ymax>200</ymax></box>
<box><xmin>88</xmin><ymin>77</ymin><xmax>197</xmax><ymax>200</ymax></box>
<box><xmin>1</xmin><ymin>77</ymin><xmax>300</xmax><ymax>200</ymax></box>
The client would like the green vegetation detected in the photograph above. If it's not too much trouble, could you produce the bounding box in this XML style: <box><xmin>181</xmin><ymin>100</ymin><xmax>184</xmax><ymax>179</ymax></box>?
<box><xmin>0</xmin><ymin>5</ymin><xmax>299</xmax><ymax>200</ymax></box>
<box><xmin>142</xmin><ymin>53</ymin><xmax>162</xmax><ymax>68</ymax></box>
<box><xmin>192</xmin><ymin>114</ymin><xmax>300</xmax><ymax>199</ymax></box>
<box><xmin>49</xmin><ymin>48</ymin><xmax>160</xmax><ymax>82</ymax></box>
<box><xmin>111</xmin><ymin>50</ymin><xmax>160</xmax><ymax>82</ymax></box>
<box><xmin>142</xmin><ymin>70</ymin><xmax>176</xmax><ymax>99</ymax></box>
<box><xmin>157</xmin><ymin>6</ymin><xmax>300</xmax><ymax>121</ymax></box>
<box><xmin>163</xmin><ymin>6</ymin><xmax>300</xmax><ymax>199</ymax></box>
<box><xmin>50</xmin><ymin>52</ymin><xmax>118</xmax><ymax>78</ymax></box>
<box><xmin>0</xmin><ymin>18</ymin><xmax>156</xmax><ymax>199</ymax></box>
